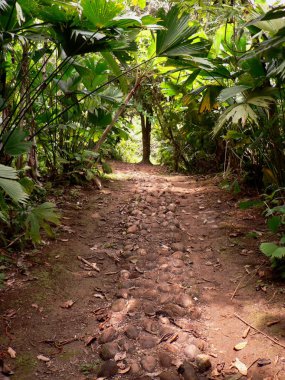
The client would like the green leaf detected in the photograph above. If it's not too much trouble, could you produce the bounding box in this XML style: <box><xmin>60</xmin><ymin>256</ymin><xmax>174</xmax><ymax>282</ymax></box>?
<box><xmin>2</xmin><ymin>128</ymin><xmax>32</xmax><ymax>156</ymax></box>
<box><xmin>238</xmin><ymin>199</ymin><xmax>263</xmax><ymax>209</ymax></box>
<box><xmin>268</xmin><ymin>216</ymin><xmax>282</xmax><ymax>233</ymax></box>
<box><xmin>218</xmin><ymin>85</ymin><xmax>252</xmax><ymax>103</ymax></box>
<box><xmin>25</xmin><ymin>202</ymin><xmax>60</xmax><ymax>244</ymax></box>
<box><xmin>81</xmin><ymin>0</ymin><xmax>123</xmax><ymax>28</ymax></box>
<box><xmin>0</xmin><ymin>164</ymin><xmax>28</xmax><ymax>203</ymax></box>
<box><xmin>214</xmin><ymin>104</ymin><xmax>259</xmax><ymax>135</ymax></box>
<box><xmin>274</xmin><ymin>247</ymin><xmax>285</xmax><ymax>259</ymax></box>
<box><xmin>260</xmin><ymin>242</ymin><xmax>279</xmax><ymax>257</ymax></box>
<box><xmin>101</xmin><ymin>51</ymin><xmax>128</xmax><ymax>94</ymax></box>
<box><xmin>0</xmin><ymin>178</ymin><xmax>28</xmax><ymax>203</ymax></box>
<box><xmin>156</xmin><ymin>7</ymin><xmax>202</xmax><ymax>57</ymax></box>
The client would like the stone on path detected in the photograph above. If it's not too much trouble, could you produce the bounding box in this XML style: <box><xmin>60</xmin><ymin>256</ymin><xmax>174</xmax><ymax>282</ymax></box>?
<box><xmin>184</xmin><ymin>344</ymin><xmax>201</xmax><ymax>361</ymax></box>
<box><xmin>111</xmin><ymin>298</ymin><xmax>126</xmax><ymax>312</ymax></box>
<box><xmin>98</xmin><ymin>360</ymin><xmax>118</xmax><ymax>377</ymax></box>
<box><xmin>125</xmin><ymin>325</ymin><xmax>139</xmax><ymax>339</ymax></box>
<box><xmin>141</xmin><ymin>355</ymin><xmax>156</xmax><ymax>372</ymax></box>
<box><xmin>195</xmin><ymin>354</ymin><xmax>212</xmax><ymax>372</ymax></box>
<box><xmin>98</xmin><ymin>327</ymin><xmax>117</xmax><ymax>344</ymax></box>
<box><xmin>159</xmin><ymin>370</ymin><xmax>181</xmax><ymax>380</ymax></box>
<box><xmin>99</xmin><ymin>342</ymin><xmax>118</xmax><ymax>360</ymax></box>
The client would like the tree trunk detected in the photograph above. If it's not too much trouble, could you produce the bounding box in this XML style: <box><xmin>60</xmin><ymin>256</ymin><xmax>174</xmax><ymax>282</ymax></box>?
<box><xmin>94</xmin><ymin>78</ymin><xmax>142</xmax><ymax>154</ymax></box>
<box><xmin>141</xmin><ymin>113</ymin><xmax>151</xmax><ymax>164</ymax></box>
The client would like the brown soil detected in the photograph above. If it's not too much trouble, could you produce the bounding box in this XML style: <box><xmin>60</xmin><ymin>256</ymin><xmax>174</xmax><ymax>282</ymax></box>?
<box><xmin>0</xmin><ymin>162</ymin><xmax>285</xmax><ymax>380</ymax></box>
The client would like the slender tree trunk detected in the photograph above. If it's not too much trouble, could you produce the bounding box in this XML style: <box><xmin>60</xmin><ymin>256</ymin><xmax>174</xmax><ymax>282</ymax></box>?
<box><xmin>140</xmin><ymin>113</ymin><xmax>151</xmax><ymax>164</ymax></box>
<box><xmin>94</xmin><ymin>78</ymin><xmax>142</xmax><ymax>154</ymax></box>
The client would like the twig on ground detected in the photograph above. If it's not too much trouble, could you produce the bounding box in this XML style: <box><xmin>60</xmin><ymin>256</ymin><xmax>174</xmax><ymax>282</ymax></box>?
<box><xmin>231</xmin><ymin>264</ymin><xmax>264</xmax><ymax>301</ymax></box>
<box><xmin>268</xmin><ymin>289</ymin><xmax>278</xmax><ymax>303</ymax></box>
<box><xmin>77</xmin><ymin>256</ymin><xmax>100</xmax><ymax>272</ymax></box>
<box><xmin>234</xmin><ymin>313</ymin><xmax>285</xmax><ymax>350</ymax></box>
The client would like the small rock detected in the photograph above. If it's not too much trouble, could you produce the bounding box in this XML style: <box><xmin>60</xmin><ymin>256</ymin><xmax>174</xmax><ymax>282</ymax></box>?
<box><xmin>141</xmin><ymin>356</ymin><xmax>156</xmax><ymax>372</ymax></box>
<box><xmin>160</xmin><ymin>294</ymin><xmax>172</xmax><ymax>304</ymax></box>
<box><xmin>139</xmin><ymin>334</ymin><xmax>157</xmax><ymax>349</ymax></box>
<box><xmin>116</xmin><ymin>288</ymin><xmax>128</xmax><ymax>299</ymax></box>
<box><xmin>125</xmin><ymin>325</ymin><xmax>139</xmax><ymax>339</ymax></box>
<box><xmin>137</xmin><ymin>248</ymin><xmax>147</xmax><ymax>256</ymax></box>
<box><xmin>159</xmin><ymin>352</ymin><xmax>173</xmax><ymax>368</ymax></box>
<box><xmin>159</xmin><ymin>370</ymin><xmax>180</xmax><ymax>380</ymax></box>
<box><xmin>120</xmin><ymin>270</ymin><xmax>131</xmax><ymax>280</ymax></box>
<box><xmin>158</xmin><ymin>283</ymin><xmax>171</xmax><ymax>293</ymax></box>
<box><xmin>127</xmin><ymin>225</ymin><xmax>138</xmax><ymax>234</ymax></box>
<box><xmin>130</xmin><ymin>360</ymin><xmax>142</xmax><ymax>374</ymax></box>
<box><xmin>111</xmin><ymin>299</ymin><xmax>126</xmax><ymax>312</ymax></box>
<box><xmin>195</xmin><ymin>354</ymin><xmax>212</xmax><ymax>372</ymax></box>
<box><xmin>184</xmin><ymin>344</ymin><xmax>201</xmax><ymax>361</ymax></box>
<box><xmin>142</xmin><ymin>289</ymin><xmax>158</xmax><ymax>300</ymax></box>
<box><xmin>177</xmin><ymin>294</ymin><xmax>193</xmax><ymax>308</ymax></box>
<box><xmin>172</xmin><ymin>259</ymin><xmax>184</xmax><ymax>268</ymax></box>
<box><xmin>167</xmin><ymin>203</ymin><xmax>176</xmax><ymax>212</ymax></box>
<box><xmin>99</xmin><ymin>342</ymin><xmax>118</xmax><ymax>360</ymax></box>
<box><xmin>98</xmin><ymin>360</ymin><xmax>118</xmax><ymax>377</ymax></box>
<box><xmin>172</xmin><ymin>251</ymin><xmax>184</xmax><ymax>259</ymax></box>
<box><xmin>178</xmin><ymin>362</ymin><xmax>198</xmax><ymax>380</ymax></box>
<box><xmin>98</xmin><ymin>327</ymin><xmax>117</xmax><ymax>344</ymax></box>
<box><xmin>190</xmin><ymin>308</ymin><xmax>202</xmax><ymax>320</ymax></box>
<box><xmin>171</xmin><ymin>242</ymin><xmax>185</xmax><ymax>252</ymax></box>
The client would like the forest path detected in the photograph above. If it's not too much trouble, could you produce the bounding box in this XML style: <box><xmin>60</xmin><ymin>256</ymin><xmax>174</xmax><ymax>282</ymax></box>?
<box><xmin>0</xmin><ymin>162</ymin><xmax>284</xmax><ymax>380</ymax></box>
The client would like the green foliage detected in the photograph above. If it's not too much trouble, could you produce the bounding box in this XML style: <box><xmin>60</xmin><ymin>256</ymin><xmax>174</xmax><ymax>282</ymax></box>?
<box><xmin>260</xmin><ymin>199</ymin><xmax>285</xmax><ymax>277</ymax></box>
<box><xmin>0</xmin><ymin>164</ymin><xmax>29</xmax><ymax>204</ymax></box>
<box><xmin>25</xmin><ymin>202</ymin><xmax>60</xmax><ymax>244</ymax></box>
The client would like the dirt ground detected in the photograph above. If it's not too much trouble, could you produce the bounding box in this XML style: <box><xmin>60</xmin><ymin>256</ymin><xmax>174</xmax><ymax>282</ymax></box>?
<box><xmin>0</xmin><ymin>162</ymin><xmax>285</xmax><ymax>380</ymax></box>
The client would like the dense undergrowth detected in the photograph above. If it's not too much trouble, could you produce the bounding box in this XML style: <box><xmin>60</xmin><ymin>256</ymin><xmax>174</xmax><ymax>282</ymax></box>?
<box><xmin>0</xmin><ymin>0</ymin><xmax>284</xmax><ymax>278</ymax></box>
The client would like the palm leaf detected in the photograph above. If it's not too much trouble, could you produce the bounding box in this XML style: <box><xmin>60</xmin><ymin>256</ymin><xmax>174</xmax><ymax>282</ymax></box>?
<box><xmin>218</xmin><ymin>85</ymin><xmax>252</xmax><ymax>103</ymax></box>
<box><xmin>213</xmin><ymin>104</ymin><xmax>259</xmax><ymax>135</ymax></box>
<box><xmin>81</xmin><ymin>0</ymin><xmax>123</xmax><ymax>28</ymax></box>
<box><xmin>156</xmin><ymin>6</ymin><xmax>202</xmax><ymax>57</ymax></box>
<box><xmin>0</xmin><ymin>164</ymin><xmax>29</xmax><ymax>203</ymax></box>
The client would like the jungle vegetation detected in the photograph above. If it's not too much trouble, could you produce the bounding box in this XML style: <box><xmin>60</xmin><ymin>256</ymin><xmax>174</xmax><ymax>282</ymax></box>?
<box><xmin>0</xmin><ymin>0</ymin><xmax>284</xmax><ymax>274</ymax></box>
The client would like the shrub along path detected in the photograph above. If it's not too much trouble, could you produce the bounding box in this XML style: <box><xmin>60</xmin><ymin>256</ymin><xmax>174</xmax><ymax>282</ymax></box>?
<box><xmin>0</xmin><ymin>162</ymin><xmax>284</xmax><ymax>380</ymax></box>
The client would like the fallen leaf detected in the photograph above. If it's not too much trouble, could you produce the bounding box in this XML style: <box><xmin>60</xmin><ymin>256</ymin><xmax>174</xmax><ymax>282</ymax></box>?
<box><xmin>266</xmin><ymin>320</ymin><xmax>280</xmax><ymax>327</ymax></box>
<box><xmin>242</xmin><ymin>327</ymin><xmax>250</xmax><ymax>339</ymax></box>
<box><xmin>60</xmin><ymin>300</ymin><xmax>75</xmax><ymax>309</ymax></box>
<box><xmin>94</xmin><ymin>293</ymin><xmax>105</xmax><ymax>299</ymax></box>
<box><xmin>7</xmin><ymin>347</ymin><xmax>16</xmax><ymax>358</ymax></box>
<box><xmin>234</xmin><ymin>341</ymin><xmax>248</xmax><ymax>351</ymax></box>
<box><xmin>37</xmin><ymin>354</ymin><xmax>50</xmax><ymax>362</ymax></box>
<box><xmin>118</xmin><ymin>366</ymin><xmax>131</xmax><ymax>374</ymax></box>
<box><xmin>232</xmin><ymin>358</ymin><xmax>247</xmax><ymax>376</ymax></box>
<box><xmin>257</xmin><ymin>358</ymin><xmax>271</xmax><ymax>367</ymax></box>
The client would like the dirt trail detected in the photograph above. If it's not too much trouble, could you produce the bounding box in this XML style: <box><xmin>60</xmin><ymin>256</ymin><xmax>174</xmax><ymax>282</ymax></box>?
<box><xmin>0</xmin><ymin>162</ymin><xmax>285</xmax><ymax>380</ymax></box>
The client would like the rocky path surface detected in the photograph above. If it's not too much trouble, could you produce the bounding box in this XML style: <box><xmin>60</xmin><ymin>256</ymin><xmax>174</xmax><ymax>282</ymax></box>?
<box><xmin>0</xmin><ymin>163</ymin><xmax>285</xmax><ymax>380</ymax></box>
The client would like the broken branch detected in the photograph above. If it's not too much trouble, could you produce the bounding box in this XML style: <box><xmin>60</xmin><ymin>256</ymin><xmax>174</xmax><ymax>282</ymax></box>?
<box><xmin>234</xmin><ymin>313</ymin><xmax>285</xmax><ymax>350</ymax></box>
<box><xmin>77</xmin><ymin>256</ymin><xmax>100</xmax><ymax>272</ymax></box>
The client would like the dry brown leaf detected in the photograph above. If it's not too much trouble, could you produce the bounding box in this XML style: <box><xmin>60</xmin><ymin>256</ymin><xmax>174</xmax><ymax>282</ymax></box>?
<box><xmin>7</xmin><ymin>347</ymin><xmax>16</xmax><ymax>358</ymax></box>
<box><xmin>93</xmin><ymin>293</ymin><xmax>105</xmax><ymax>299</ymax></box>
<box><xmin>37</xmin><ymin>354</ymin><xmax>50</xmax><ymax>362</ymax></box>
<box><xmin>234</xmin><ymin>341</ymin><xmax>247</xmax><ymax>351</ymax></box>
<box><xmin>118</xmin><ymin>366</ymin><xmax>131</xmax><ymax>374</ymax></box>
<box><xmin>60</xmin><ymin>300</ymin><xmax>75</xmax><ymax>309</ymax></box>
<box><xmin>242</xmin><ymin>327</ymin><xmax>250</xmax><ymax>339</ymax></box>
<box><xmin>232</xmin><ymin>358</ymin><xmax>247</xmax><ymax>375</ymax></box>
